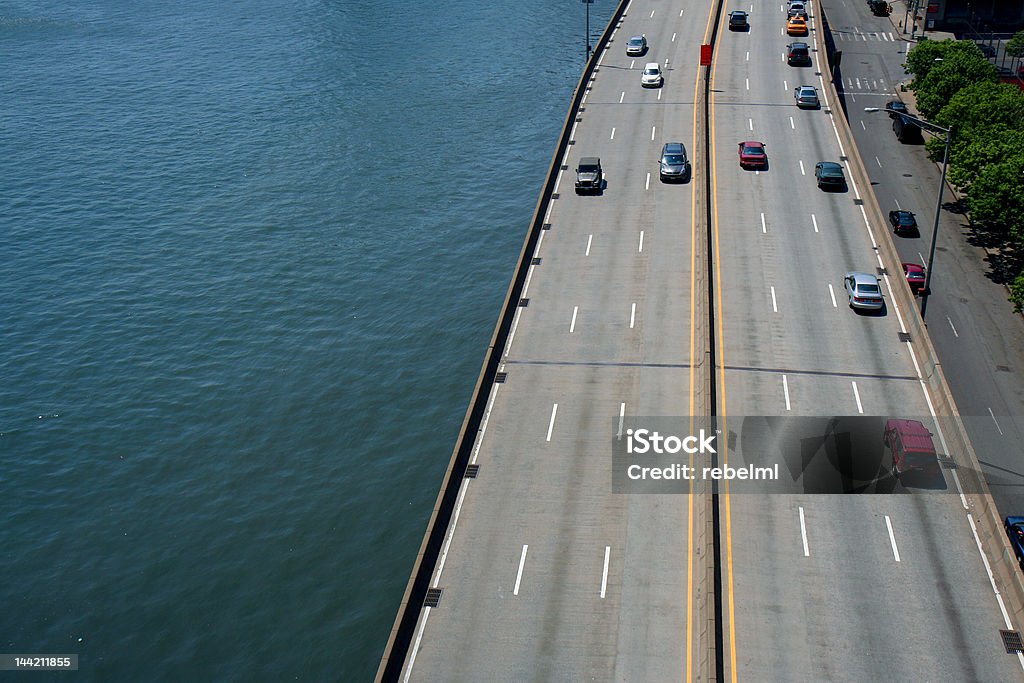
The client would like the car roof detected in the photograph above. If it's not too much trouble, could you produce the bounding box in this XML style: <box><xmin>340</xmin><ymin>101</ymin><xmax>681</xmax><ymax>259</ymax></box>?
<box><xmin>579</xmin><ymin>156</ymin><xmax>600</xmax><ymax>165</ymax></box>
<box><xmin>731</xmin><ymin>10</ymin><xmax>747</xmax><ymax>15</ymax></box>
<box><xmin>902</xmin><ymin>262</ymin><xmax>924</xmax><ymax>271</ymax></box>
<box><xmin>818</xmin><ymin>161</ymin><xmax>842</xmax><ymax>169</ymax></box>
<box><xmin>798</xmin><ymin>85</ymin><xmax>816</xmax><ymax>92</ymax></box>
<box><xmin>1007</xmin><ymin>516</ymin><xmax>1024</xmax><ymax>526</ymax></box>
<box><xmin>847</xmin><ymin>272</ymin><xmax>879</xmax><ymax>284</ymax></box>
<box><xmin>885</xmin><ymin>419</ymin><xmax>935</xmax><ymax>451</ymax></box>
<box><xmin>644</xmin><ymin>62</ymin><xmax>660</xmax><ymax>69</ymax></box>
<box><xmin>741</xmin><ymin>140</ymin><xmax>764</xmax><ymax>147</ymax></box>
<box><xmin>629</xmin><ymin>35</ymin><xmax>644</xmax><ymax>41</ymax></box>
<box><xmin>663</xmin><ymin>142</ymin><xmax>686</xmax><ymax>153</ymax></box>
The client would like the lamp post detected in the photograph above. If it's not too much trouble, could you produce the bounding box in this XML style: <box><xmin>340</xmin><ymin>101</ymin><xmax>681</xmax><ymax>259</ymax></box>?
<box><xmin>582</xmin><ymin>0</ymin><xmax>594</xmax><ymax>62</ymax></box>
<box><xmin>864</xmin><ymin>107</ymin><xmax>952</xmax><ymax>321</ymax></box>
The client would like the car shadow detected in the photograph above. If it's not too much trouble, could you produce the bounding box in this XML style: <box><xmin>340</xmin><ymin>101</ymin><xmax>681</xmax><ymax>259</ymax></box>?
<box><xmin>852</xmin><ymin>303</ymin><xmax>888</xmax><ymax>317</ymax></box>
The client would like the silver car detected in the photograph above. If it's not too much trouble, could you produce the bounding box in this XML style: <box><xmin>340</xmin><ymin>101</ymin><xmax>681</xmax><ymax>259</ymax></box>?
<box><xmin>626</xmin><ymin>35</ymin><xmax>647</xmax><ymax>56</ymax></box>
<box><xmin>659</xmin><ymin>142</ymin><xmax>691</xmax><ymax>182</ymax></box>
<box><xmin>794</xmin><ymin>85</ymin><xmax>819</xmax><ymax>108</ymax></box>
<box><xmin>844</xmin><ymin>272</ymin><xmax>884</xmax><ymax>310</ymax></box>
<box><xmin>641</xmin><ymin>62</ymin><xmax>663</xmax><ymax>88</ymax></box>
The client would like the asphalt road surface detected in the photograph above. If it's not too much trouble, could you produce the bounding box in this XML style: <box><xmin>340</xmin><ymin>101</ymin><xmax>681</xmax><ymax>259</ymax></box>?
<box><xmin>395</xmin><ymin>0</ymin><xmax>1024</xmax><ymax>680</ymax></box>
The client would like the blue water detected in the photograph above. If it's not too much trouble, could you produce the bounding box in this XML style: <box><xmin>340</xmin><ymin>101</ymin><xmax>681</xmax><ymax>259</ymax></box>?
<box><xmin>0</xmin><ymin>0</ymin><xmax>613</xmax><ymax>679</ymax></box>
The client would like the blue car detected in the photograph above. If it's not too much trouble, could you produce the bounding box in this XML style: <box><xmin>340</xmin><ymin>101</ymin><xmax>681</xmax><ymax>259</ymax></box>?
<box><xmin>1005</xmin><ymin>516</ymin><xmax>1024</xmax><ymax>570</ymax></box>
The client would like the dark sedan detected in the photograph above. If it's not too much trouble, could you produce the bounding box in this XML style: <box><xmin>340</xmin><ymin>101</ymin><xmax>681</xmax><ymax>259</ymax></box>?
<box><xmin>815</xmin><ymin>162</ymin><xmax>846</xmax><ymax>190</ymax></box>
<box><xmin>889</xmin><ymin>210</ymin><xmax>918</xmax><ymax>235</ymax></box>
<box><xmin>884</xmin><ymin>100</ymin><xmax>909</xmax><ymax>118</ymax></box>
<box><xmin>1006</xmin><ymin>516</ymin><xmax>1024</xmax><ymax>571</ymax></box>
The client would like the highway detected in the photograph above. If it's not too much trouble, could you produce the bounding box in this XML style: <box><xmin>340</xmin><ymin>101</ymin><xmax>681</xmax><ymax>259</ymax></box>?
<box><xmin>384</xmin><ymin>0</ymin><xmax>1024</xmax><ymax>680</ymax></box>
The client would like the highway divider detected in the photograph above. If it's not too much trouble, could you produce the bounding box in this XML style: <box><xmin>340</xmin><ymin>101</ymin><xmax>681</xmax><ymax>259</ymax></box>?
<box><xmin>816</xmin><ymin>2</ymin><xmax>1024</xmax><ymax>633</ymax></box>
<box><xmin>374</xmin><ymin>1</ymin><xmax>633</xmax><ymax>679</ymax></box>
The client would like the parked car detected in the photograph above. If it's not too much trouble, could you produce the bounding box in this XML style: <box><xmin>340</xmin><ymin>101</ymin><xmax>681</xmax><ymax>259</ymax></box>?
<box><xmin>641</xmin><ymin>62</ymin><xmax>663</xmax><ymax>88</ymax></box>
<box><xmin>626</xmin><ymin>35</ymin><xmax>647</xmax><ymax>56</ymax></box>
<box><xmin>814</xmin><ymin>161</ymin><xmax>846</xmax><ymax>190</ymax></box>
<box><xmin>844</xmin><ymin>272</ymin><xmax>884</xmax><ymax>310</ymax></box>
<box><xmin>575</xmin><ymin>157</ymin><xmax>603</xmax><ymax>194</ymax></box>
<box><xmin>794</xmin><ymin>85</ymin><xmax>819</xmax><ymax>108</ymax></box>
<box><xmin>889</xmin><ymin>210</ymin><xmax>918</xmax><ymax>235</ymax></box>
<box><xmin>867</xmin><ymin>0</ymin><xmax>891</xmax><ymax>16</ymax></box>
<box><xmin>728</xmin><ymin>11</ymin><xmax>749</xmax><ymax>30</ymax></box>
<box><xmin>787</xmin><ymin>42</ymin><xmax>811</xmax><ymax>66</ymax></box>
<box><xmin>902</xmin><ymin>262</ymin><xmax>926</xmax><ymax>293</ymax></box>
<box><xmin>787</xmin><ymin>17</ymin><xmax>808</xmax><ymax>35</ymax></box>
<box><xmin>1005</xmin><ymin>516</ymin><xmax>1024</xmax><ymax>571</ymax></box>
<box><xmin>893</xmin><ymin>113</ymin><xmax>924</xmax><ymax>143</ymax></box>
<box><xmin>884</xmin><ymin>99</ymin><xmax>909</xmax><ymax>118</ymax></box>
<box><xmin>659</xmin><ymin>142</ymin><xmax>691</xmax><ymax>182</ymax></box>
<box><xmin>737</xmin><ymin>141</ymin><xmax>767</xmax><ymax>169</ymax></box>
<box><xmin>884</xmin><ymin>419</ymin><xmax>939</xmax><ymax>481</ymax></box>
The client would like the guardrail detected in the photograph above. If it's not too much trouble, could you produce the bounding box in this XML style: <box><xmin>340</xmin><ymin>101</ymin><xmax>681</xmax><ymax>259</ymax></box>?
<box><xmin>373</xmin><ymin>1</ymin><xmax>633</xmax><ymax>679</ymax></box>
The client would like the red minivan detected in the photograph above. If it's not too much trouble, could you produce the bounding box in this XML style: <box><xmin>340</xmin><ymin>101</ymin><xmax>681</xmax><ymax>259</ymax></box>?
<box><xmin>883</xmin><ymin>419</ymin><xmax>939</xmax><ymax>479</ymax></box>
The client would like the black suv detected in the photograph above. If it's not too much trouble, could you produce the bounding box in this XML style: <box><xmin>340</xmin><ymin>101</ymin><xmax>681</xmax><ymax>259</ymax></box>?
<box><xmin>728</xmin><ymin>11</ymin><xmax>749</xmax><ymax>30</ymax></box>
<box><xmin>575</xmin><ymin>157</ymin><xmax>603</xmax><ymax>194</ymax></box>
<box><xmin>787</xmin><ymin>42</ymin><xmax>811</xmax><ymax>66</ymax></box>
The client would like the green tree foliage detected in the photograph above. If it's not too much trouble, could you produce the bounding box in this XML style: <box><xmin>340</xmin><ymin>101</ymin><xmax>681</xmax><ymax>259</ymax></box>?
<box><xmin>1007</xmin><ymin>30</ymin><xmax>1024</xmax><ymax>59</ymax></box>
<box><xmin>943</xmin><ymin>126</ymin><xmax>1024</xmax><ymax>191</ymax></box>
<box><xmin>965</xmin><ymin>154</ymin><xmax>1024</xmax><ymax>241</ymax></box>
<box><xmin>914</xmin><ymin>51</ymin><xmax>998</xmax><ymax>119</ymax></box>
<box><xmin>906</xmin><ymin>39</ymin><xmax>986</xmax><ymax>83</ymax></box>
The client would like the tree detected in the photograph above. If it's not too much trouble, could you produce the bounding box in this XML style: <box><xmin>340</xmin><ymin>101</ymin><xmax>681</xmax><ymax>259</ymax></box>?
<box><xmin>965</xmin><ymin>154</ymin><xmax>1024</xmax><ymax>243</ymax></box>
<box><xmin>1007</xmin><ymin>30</ymin><xmax>1024</xmax><ymax>59</ymax></box>
<box><xmin>906</xmin><ymin>39</ymin><xmax>988</xmax><ymax>83</ymax></box>
<box><xmin>1010</xmin><ymin>272</ymin><xmax>1024</xmax><ymax>314</ymax></box>
<box><xmin>944</xmin><ymin>126</ymin><xmax>1024</xmax><ymax>191</ymax></box>
<box><xmin>914</xmin><ymin>50</ymin><xmax>998</xmax><ymax>119</ymax></box>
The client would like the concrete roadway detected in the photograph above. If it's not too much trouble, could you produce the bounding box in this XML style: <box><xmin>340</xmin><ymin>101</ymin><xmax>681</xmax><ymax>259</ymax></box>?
<box><xmin>822</xmin><ymin>0</ymin><xmax>1024</xmax><ymax>521</ymax></box>
<box><xmin>398</xmin><ymin>0</ymin><xmax>1024</xmax><ymax>680</ymax></box>
<box><xmin>402</xmin><ymin>0</ymin><xmax>716</xmax><ymax>679</ymax></box>
<box><xmin>712</xmin><ymin>2</ymin><xmax>1023</xmax><ymax>681</ymax></box>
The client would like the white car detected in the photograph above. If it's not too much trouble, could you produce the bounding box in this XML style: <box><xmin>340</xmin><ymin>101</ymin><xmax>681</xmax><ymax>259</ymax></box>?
<box><xmin>641</xmin><ymin>62</ymin><xmax>663</xmax><ymax>88</ymax></box>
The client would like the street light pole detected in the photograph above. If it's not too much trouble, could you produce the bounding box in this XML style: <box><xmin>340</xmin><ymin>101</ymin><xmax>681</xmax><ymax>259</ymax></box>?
<box><xmin>920</xmin><ymin>124</ymin><xmax>953</xmax><ymax>320</ymax></box>
<box><xmin>582</xmin><ymin>0</ymin><xmax>593</xmax><ymax>62</ymax></box>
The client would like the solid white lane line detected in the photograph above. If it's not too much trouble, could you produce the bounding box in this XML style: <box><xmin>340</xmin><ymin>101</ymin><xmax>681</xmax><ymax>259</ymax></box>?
<box><xmin>989</xmin><ymin>407</ymin><xmax>1004</xmax><ymax>435</ymax></box>
<box><xmin>811</xmin><ymin>214</ymin><xmax>819</xmax><ymax>233</ymax></box>
<box><xmin>630</xmin><ymin>302</ymin><xmax>636</xmax><ymax>329</ymax></box>
<box><xmin>947</xmin><ymin>316</ymin><xmax>958</xmax><ymax>337</ymax></box>
<box><xmin>651</xmin><ymin>126</ymin><xmax>656</xmax><ymax>141</ymax></box>
<box><xmin>799</xmin><ymin>506</ymin><xmax>810</xmax><ymax>556</ymax></box>
<box><xmin>645</xmin><ymin>172</ymin><xmax>651</xmax><ymax>190</ymax></box>
<box><xmin>783</xmin><ymin>375</ymin><xmax>791</xmax><ymax>411</ymax></box>
<box><xmin>546</xmin><ymin>404</ymin><xmax>558</xmax><ymax>441</ymax></box>
<box><xmin>672</xmin><ymin>32</ymin><xmax>677</xmax><ymax>42</ymax></box>
<box><xmin>875</xmin><ymin>155</ymin><xmax>882</xmax><ymax>167</ymax></box>
<box><xmin>828</xmin><ymin>283</ymin><xmax>837</xmax><ymax>307</ymax></box>
<box><xmin>790</xmin><ymin>116</ymin><xmax>795</xmax><ymax>129</ymax></box>
<box><xmin>638</xmin><ymin>230</ymin><xmax>645</xmax><ymax>252</ymax></box>
<box><xmin>585</xmin><ymin>234</ymin><xmax>593</xmax><ymax>256</ymax></box>
<box><xmin>513</xmin><ymin>545</ymin><xmax>528</xmax><ymax>595</ymax></box>
<box><xmin>617</xmin><ymin>402</ymin><xmax>626</xmax><ymax>438</ymax></box>
<box><xmin>619</xmin><ymin>91</ymin><xmax>625</xmax><ymax>103</ymax></box>
<box><xmin>610</xmin><ymin>127</ymin><xmax>616</xmax><ymax>140</ymax></box>
<box><xmin>799</xmin><ymin>160</ymin><xmax>805</xmax><ymax>175</ymax></box>
<box><xmin>770</xmin><ymin>286</ymin><xmax>778</xmax><ymax>312</ymax></box>
<box><xmin>760</xmin><ymin>212</ymin><xmax>767</xmax><ymax>233</ymax></box>
<box><xmin>884</xmin><ymin>516</ymin><xmax>901</xmax><ymax>562</ymax></box>
<box><xmin>852</xmin><ymin>381</ymin><xmax>864</xmax><ymax>414</ymax></box>
<box><xmin>570</xmin><ymin>306</ymin><xmax>579</xmax><ymax>333</ymax></box>
<box><xmin>601</xmin><ymin>546</ymin><xmax>611</xmax><ymax>598</ymax></box>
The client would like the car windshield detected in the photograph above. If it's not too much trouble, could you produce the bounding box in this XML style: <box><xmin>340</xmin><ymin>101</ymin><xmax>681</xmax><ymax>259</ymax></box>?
<box><xmin>743</xmin><ymin>146</ymin><xmax>762</xmax><ymax>155</ymax></box>
<box><xmin>579</xmin><ymin>165</ymin><xmax>598</xmax><ymax>172</ymax></box>
<box><xmin>899</xmin><ymin>214</ymin><xmax>915</xmax><ymax>224</ymax></box>
<box><xmin>644</xmin><ymin>68</ymin><xmax>658</xmax><ymax>75</ymax></box>
<box><xmin>629</xmin><ymin>38</ymin><xmax>643</xmax><ymax>46</ymax></box>
<box><xmin>664</xmin><ymin>154</ymin><xmax>686</xmax><ymax>164</ymax></box>
<box><xmin>858</xmin><ymin>283</ymin><xmax>880</xmax><ymax>294</ymax></box>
